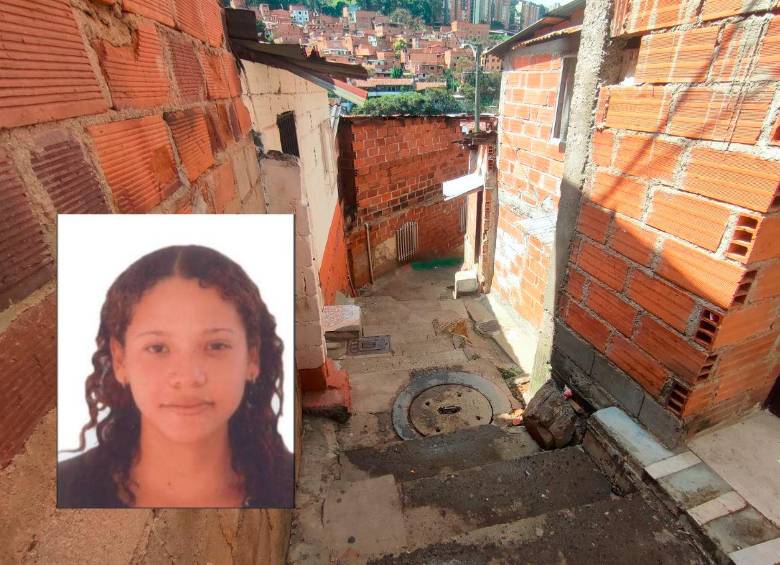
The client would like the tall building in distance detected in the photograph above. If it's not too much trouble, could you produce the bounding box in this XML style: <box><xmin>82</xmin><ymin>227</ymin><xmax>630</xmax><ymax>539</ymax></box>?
<box><xmin>515</xmin><ymin>1</ymin><xmax>544</xmax><ymax>30</ymax></box>
<box><xmin>448</xmin><ymin>0</ymin><xmax>473</xmax><ymax>23</ymax></box>
<box><xmin>495</xmin><ymin>0</ymin><xmax>513</xmax><ymax>29</ymax></box>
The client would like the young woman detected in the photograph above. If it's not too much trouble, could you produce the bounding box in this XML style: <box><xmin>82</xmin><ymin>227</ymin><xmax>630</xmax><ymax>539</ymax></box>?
<box><xmin>58</xmin><ymin>245</ymin><xmax>294</xmax><ymax>508</ymax></box>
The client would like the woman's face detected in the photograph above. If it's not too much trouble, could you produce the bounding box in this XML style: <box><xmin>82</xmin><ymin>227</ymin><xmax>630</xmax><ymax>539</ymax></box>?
<box><xmin>110</xmin><ymin>276</ymin><xmax>259</xmax><ymax>445</ymax></box>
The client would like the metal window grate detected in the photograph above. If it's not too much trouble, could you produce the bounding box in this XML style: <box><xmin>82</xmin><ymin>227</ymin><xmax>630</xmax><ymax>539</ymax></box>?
<box><xmin>396</xmin><ymin>221</ymin><xmax>418</xmax><ymax>263</ymax></box>
<box><xmin>277</xmin><ymin>111</ymin><xmax>300</xmax><ymax>157</ymax></box>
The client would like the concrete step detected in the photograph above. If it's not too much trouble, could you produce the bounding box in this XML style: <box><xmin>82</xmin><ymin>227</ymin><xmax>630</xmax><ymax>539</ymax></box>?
<box><xmin>368</xmin><ymin>492</ymin><xmax>709</xmax><ymax>564</ymax></box>
<box><xmin>341</xmin><ymin>424</ymin><xmax>541</xmax><ymax>482</ymax></box>
<box><xmin>397</xmin><ymin>446</ymin><xmax>615</xmax><ymax>547</ymax></box>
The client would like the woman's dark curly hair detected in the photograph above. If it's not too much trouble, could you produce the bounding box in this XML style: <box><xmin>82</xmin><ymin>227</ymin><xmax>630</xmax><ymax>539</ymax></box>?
<box><xmin>74</xmin><ymin>245</ymin><xmax>292</xmax><ymax>506</ymax></box>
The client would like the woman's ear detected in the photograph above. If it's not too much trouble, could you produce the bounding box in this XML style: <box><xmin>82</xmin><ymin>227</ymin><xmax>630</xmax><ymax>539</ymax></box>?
<box><xmin>109</xmin><ymin>337</ymin><xmax>127</xmax><ymax>385</ymax></box>
<box><xmin>248</xmin><ymin>346</ymin><xmax>260</xmax><ymax>383</ymax></box>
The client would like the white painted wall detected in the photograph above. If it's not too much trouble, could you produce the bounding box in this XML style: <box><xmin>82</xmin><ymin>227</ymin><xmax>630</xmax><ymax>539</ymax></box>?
<box><xmin>241</xmin><ymin>62</ymin><xmax>339</xmax><ymax>273</ymax></box>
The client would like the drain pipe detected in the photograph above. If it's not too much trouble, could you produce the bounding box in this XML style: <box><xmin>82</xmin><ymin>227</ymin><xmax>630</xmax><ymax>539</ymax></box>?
<box><xmin>365</xmin><ymin>221</ymin><xmax>375</xmax><ymax>285</ymax></box>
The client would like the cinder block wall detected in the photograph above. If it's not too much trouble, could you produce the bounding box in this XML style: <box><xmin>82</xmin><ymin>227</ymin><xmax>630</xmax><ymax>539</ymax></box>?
<box><xmin>555</xmin><ymin>0</ymin><xmax>780</xmax><ymax>441</ymax></box>
<box><xmin>0</xmin><ymin>0</ymin><xmax>289</xmax><ymax>561</ymax></box>
<box><xmin>338</xmin><ymin>116</ymin><xmax>470</xmax><ymax>287</ymax></box>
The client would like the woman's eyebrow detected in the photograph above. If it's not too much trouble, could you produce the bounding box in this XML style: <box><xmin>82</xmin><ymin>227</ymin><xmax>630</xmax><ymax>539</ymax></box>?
<box><xmin>204</xmin><ymin>328</ymin><xmax>235</xmax><ymax>334</ymax></box>
<box><xmin>134</xmin><ymin>330</ymin><xmax>169</xmax><ymax>338</ymax></box>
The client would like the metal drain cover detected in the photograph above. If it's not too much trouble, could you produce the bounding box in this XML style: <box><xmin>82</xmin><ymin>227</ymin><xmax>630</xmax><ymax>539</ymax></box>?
<box><xmin>409</xmin><ymin>384</ymin><xmax>493</xmax><ymax>436</ymax></box>
<box><xmin>347</xmin><ymin>335</ymin><xmax>391</xmax><ymax>355</ymax></box>
<box><xmin>392</xmin><ymin>370</ymin><xmax>513</xmax><ymax>440</ymax></box>
<box><xmin>477</xmin><ymin>320</ymin><xmax>500</xmax><ymax>333</ymax></box>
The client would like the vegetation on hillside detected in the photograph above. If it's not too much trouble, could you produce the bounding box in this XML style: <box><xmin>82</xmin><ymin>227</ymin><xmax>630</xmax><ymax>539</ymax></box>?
<box><xmin>349</xmin><ymin>88</ymin><xmax>465</xmax><ymax>116</ymax></box>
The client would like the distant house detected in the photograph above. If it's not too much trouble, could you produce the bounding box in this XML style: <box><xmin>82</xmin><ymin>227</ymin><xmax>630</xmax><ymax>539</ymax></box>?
<box><xmin>351</xmin><ymin>77</ymin><xmax>415</xmax><ymax>97</ymax></box>
<box><xmin>289</xmin><ymin>4</ymin><xmax>309</xmax><ymax>25</ymax></box>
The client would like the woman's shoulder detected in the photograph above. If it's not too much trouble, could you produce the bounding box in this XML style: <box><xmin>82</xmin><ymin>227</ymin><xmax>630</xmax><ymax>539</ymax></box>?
<box><xmin>57</xmin><ymin>447</ymin><xmax>125</xmax><ymax>508</ymax></box>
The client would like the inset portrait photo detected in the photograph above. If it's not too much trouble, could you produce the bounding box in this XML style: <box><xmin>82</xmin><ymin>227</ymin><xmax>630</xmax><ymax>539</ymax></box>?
<box><xmin>57</xmin><ymin>214</ymin><xmax>294</xmax><ymax>509</ymax></box>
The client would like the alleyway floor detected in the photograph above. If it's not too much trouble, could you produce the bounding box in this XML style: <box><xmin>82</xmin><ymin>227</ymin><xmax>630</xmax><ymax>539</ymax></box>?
<box><xmin>288</xmin><ymin>265</ymin><xmax>710</xmax><ymax>564</ymax></box>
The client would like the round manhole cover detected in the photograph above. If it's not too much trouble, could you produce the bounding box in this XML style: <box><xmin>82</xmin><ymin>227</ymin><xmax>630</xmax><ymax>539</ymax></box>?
<box><xmin>409</xmin><ymin>384</ymin><xmax>492</xmax><ymax>436</ymax></box>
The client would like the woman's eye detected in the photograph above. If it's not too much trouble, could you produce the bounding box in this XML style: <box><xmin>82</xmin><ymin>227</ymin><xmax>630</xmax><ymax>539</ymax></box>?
<box><xmin>208</xmin><ymin>341</ymin><xmax>232</xmax><ymax>351</ymax></box>
<box><xmin>145</xmin><ymin>343</ymin><xmax>168</xmax><ymax>354</ymax></box>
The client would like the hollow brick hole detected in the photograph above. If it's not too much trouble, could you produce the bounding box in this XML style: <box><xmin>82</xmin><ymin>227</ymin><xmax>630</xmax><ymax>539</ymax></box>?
<box><xmin>667</xmin><ymin>381</ymin><xmax>691</xmax><ymax>417</ymax></box>
<box><xmin>697</xmin><ymin>354</ymin><xmax>719</xmax><ymax>381</ymax></box>
<box><xmin>726</xmin><ymin>215</ymin><xmax>759</xmax><ymax>259</ymax></box>
<box><xmin>695</xmin><ymin>309</ymin><xmax>723</xmax><ymax>346</ymax></box>
<box><xmin>732</xmin><ymin>269</ymin><xmax>757</xmax><ymax>306</ymax></box>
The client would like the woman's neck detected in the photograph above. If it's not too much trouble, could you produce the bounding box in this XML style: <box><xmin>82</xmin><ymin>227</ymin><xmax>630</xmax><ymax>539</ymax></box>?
<box><xmin>128</xmin><ymin>422</ymin><xmax>244</xmax><ymax>507</ymax></box>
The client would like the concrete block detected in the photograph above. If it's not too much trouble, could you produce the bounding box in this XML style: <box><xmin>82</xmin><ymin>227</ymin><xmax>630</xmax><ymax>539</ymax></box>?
<box><xmin>645</xmin><ymin>451</ymin><xmax>701</xmax><ymax>480</ymax></box>
<box><xmin>637</xmin><ymin>393</ymin><xmax>683</xmax><ymax>449</ymax></box>
<box><xmin>658</xmin><ymin>462</ymin><xmax>733</xmax><ymax>509</ymax></box>
<box><xmin>295</xmin><ymin>238</ymin><xmax>314</xmax><ymax>269</ymax></box>
<box><xmin>553</xmin><ymin>322</ymin><xmax>596</xmax><ymax>373</ymax></box>
<box><xmin>296</xmin><ymin>343</ymin><xmax>326</xmax><ymax>369</ymax></box>
<box><xmin>687</xmin><ymin>491</ymin><xmax>747</xmax><ymax>526</ymax></box>
<box><xmin>704</xmin><ymin>507</ymin><xmax>780</xmax><ymax>555</ymax></box>
<box><xmin>453</xmin><ymin>269</ymin><xmax>478</xmax><ymax>298</ymax></box>
<box><xmin>295</xmin><ymin>294</ymin><xmax>320</xmax><ymax>323</ymax></box>
<box><xmin>591</xmin><ymin>355</ymin><xmax>645</xmax><ymax>417</ymax></box>
<box><xmin>551</xmin><ymin>349</ymin><xmax>613</xmax><ymax>410</ymax></box>
<box><xmin>322</xmin><ymin>305</ymin><xmax>361</xmax><ymax>334</ymax></box>
<box><xmin>296</xmin><ymin>320</ymin><xmax>324</xmax><ymax>349</ymax></box>
<box><xmin>729</xmin><ymin>537</ymin><xmax>780</xmax><ymax>565</ymax></box>
<box><xmin>592</xmin><ymin>406</ymin><xmax>673</xmax><ymax>468</ymax></box>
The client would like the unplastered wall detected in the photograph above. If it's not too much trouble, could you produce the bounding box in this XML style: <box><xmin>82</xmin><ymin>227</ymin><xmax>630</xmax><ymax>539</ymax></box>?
<box><xmin>0</xmin><ymin>0</ymin><xmax>290</xmax><ymax>561</ymax></box>
<box><xmin>337</xmin><ymin>116</ymin><xmax>470</xmax><ymax>287</ymax></box>
<box><xmin>554</xmin><ymin>0</ymin><xmax>780</xmax><ymax>443</ymax></box>
<box><xmin>241</xmin><ymin>63</ymin><xmax>339</xmax><ymax>269</ymax></box>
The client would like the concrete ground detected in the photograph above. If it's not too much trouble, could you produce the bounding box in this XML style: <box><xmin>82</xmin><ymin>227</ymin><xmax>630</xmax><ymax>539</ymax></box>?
<box><xmin>689</xmin><ymin>410</ymin><xmax>780</xmax><ymax>528</ymax></box>
<box><xmin>288</xmin><ymin>265</ymin><xmax>710</xmax><ymax>564</ymax></box>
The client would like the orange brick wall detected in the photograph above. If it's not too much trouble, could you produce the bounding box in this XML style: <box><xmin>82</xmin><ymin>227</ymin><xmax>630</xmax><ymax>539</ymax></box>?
<box><xmin>494</xmin><ymin>51</ymin><xmax>568</xmax><ymax>327</ymax></box>
<box><xmin>560</xmin><ymin>1</ymin><xmax>780</xmax><ymax>435</ymax></box>
<box><xmin>0</xmin><ymin>0</ymin><xmax>260</xmax><ymax>467</ymax></box>
<box><xmin>338</xmin><ymin>116</ymin><xmax>470</xmax><ymax>287</ymax></box>
<box><xmin>319</xmin><ymin>201</ymin><xmax>354</xmax><ymax>305</ymax></box>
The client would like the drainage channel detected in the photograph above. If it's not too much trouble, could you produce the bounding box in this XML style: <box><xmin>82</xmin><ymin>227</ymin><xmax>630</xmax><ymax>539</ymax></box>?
<box><xmin>392</xmin><ymin>370</ymin><xmax>513</xmax><ymax>440</ymax></box>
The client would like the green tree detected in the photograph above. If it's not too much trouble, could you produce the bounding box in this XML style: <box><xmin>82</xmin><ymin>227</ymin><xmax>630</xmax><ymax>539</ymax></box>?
<box><xmin>393</xmin><ymin>37</ymin><xmax>407</xmax><ymax>52</ymax></box>
<box><xmin>460</xmin><ymin>71</ymin><xmax>502</xmax><ymax>113</ymax></box>
<box><xmin>390</xmin><ymin>65</ymin><xmax>404</xmax><ymax>78</ymax></box>
<box><xmin>349</xmin><ymin>89</ymin><xmax>465</xmax><ymax>116</ymax></box>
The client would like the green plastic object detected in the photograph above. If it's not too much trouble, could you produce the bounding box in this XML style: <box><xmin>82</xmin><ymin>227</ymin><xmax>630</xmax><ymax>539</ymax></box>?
<box><xmin>410</xmin><ymin>257</ymin><xmax>463</xmax><ymax>270</ymax></box>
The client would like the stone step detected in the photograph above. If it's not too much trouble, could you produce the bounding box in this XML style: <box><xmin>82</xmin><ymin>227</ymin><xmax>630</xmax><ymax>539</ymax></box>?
<box><xmin>368</xmin><ymin>492</ymin><xmax>708</xmax><ymax>564</ymax></box>
<box><xmin>398</xmin><ymin>446</ymin><xmax>614</xmax><ymax>547</ymax></box>
<box><xmin>341</xmin><ymin>424</ymin><xmax>541</xmax><ymax>482</ymax></box>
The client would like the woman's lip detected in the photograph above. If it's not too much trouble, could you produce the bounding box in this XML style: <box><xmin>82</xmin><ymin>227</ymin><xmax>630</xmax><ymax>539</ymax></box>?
<box><xmin>162</xmin><ymin>402</ymin><xmax>213</xmax><ymax>414</ymax></box>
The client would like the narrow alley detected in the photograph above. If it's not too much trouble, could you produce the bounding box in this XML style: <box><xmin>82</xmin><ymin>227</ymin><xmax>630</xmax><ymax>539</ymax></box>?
<box><xmin>289</xmin><ymin>264</ymin><xmax>708</xmax><ymax>564</ymax></box>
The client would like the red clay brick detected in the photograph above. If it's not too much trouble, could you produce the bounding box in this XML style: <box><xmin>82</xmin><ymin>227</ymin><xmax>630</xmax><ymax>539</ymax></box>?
<box><xmin>648</xmin><ymin>190</ymin><xmax>731</xmax><ymax>252</ymax></box>
<box><xmin>713</xmin><ymin>300</ymin><xmax>780</xmax><ymax>348</ymax></box>
<box><xmin>628</xmin><ymin>270</ymin><xmax>697</xmax><ymax>333</ymax></box>
<box><xmin>608</xmin><ymin>334</ymin><xmax>669</xmax><ymax>396</ymax></box>
<box><xmin>0</xmin><ymin>149</ymin><xmax>54</xmax><ymax>310</ymax></box>
<box><xmin>577</xmin><ymin>241</ymin><xmax>630</xmax><ymax>291</ymax></box>
<box><xmin>591</xmin><ymin>130</ymin><xmax>614</xmax><ymax>167</ymax></box>
<box><xmin>714</xmin><ymin>331</ymin><xmax>779</xmax><ymax>384</ymax></box>
<box><xmin>234</xmin><ymin>98</ymin><xmax>253</xmax><ymax>137</ymax></box>
<box><xmin>727</xmin><ymin>215</ymin><xmax>780</xmax><ymax>264</ymax></box>
<box><xmin>88</xmin><ymin>116</ymin><xmax>181</xmax><ymax>213</ymax></box>
<box><xmin>565</xmin><ymin>300</ymin><xmax>611</xmax><ymax>352</ymax></box>
<box><xmin>0</xmin><ymin>293</ymin><xmax>56</xmax><ymax>467</ymax></box>
<box><xmin>201</xmin><ymin>49</ymin><xmax>230</xmax><ymax>99</ymax></box>
<box><xmin>610</xmin><ymin>216</ymin><xmax>657</xmax><ymax>267</ymax></box>
<box><xmin>603</xmin><ymin>86</ymin><xmax>673</xmax><ymax>133</ymax></box>
<box><xmin>165</xmin><ymin>32</ymin><xmax>207</xmax><ymax>103</ymax></box>
<box><xmin>30</xmin><ymin>131</ymin><xmax>109</xmax><ymax>214</ymax></box>
<box><xmin>589</xmin><ymin>172</ymin><xmax>647</xmax><ymax>219</ymax></box>
<box><xmin>684</xmin><ymin>148</ymin><xmax>780</xmax><ymax>212</ymax></box>
<box><xmin>0</xmin><ymin>0</ymin><xmax>108</xmax><ymax>128</ymax></box>
<box><xmin>701</xmin><ymin>0</ymin><xmax>775</xmax><ymax>21</ymax></box>
<box><xmin>123</xmin><ymin>0</ymin><xmax>175</xmax><ymax>26</ymax></box>
<box><xmin>202</xmin><ymin>0</ymin><xmax>224</xmax><ymax>48</ymax></box>
<box><xmin>213</xmin><ymin>161</ymin><xmax>237</xmax><ymax>212</ymax></box>
<box><xmin>754</xmin><ymin>17</ymin><xmax>780</xmax><ymax>81</ymax></box>
<box><xmin>711</xmin><ymin>23</ymin><xmax>755</xmax><ymax>82</ymax></box>
<box><xmin>612</xmin><ymin>0</ymin><xmax>699</xmax><ymax>36</ymax></box>
<box><xmin>566</xmin><ymin>269</ymin><xmax>587</xmax><ymax>302</ymax></box>
<box><xmin>668</xmin><ymin>88</ymin><xmax>773</xmax><ymax>144</ymax></box>
<box><xmin>175</xmin><ymin>0</ymin><xmax>207</xmax><ymax>42</ymax></box>
<box><xmin>95</xmin><ymin>22</ymin><xmax>170</xmax><ymax>109</ymax></box>
<box><xmin>224</xmin><ymin>53</ymin><xmax>242</xmax><ymax>98</ymax></box>
<box><xmin>205</xmin><ymin>103</ymin><xmax>234</xmax><ymax>151</ymax></box>
<box><xmin>635</xmin><ymin>27</ymin><xmax>719</xmax><ymax>84</ymax></box>
<box><xmin>657</xmin><ymin>239</ymin><xmax>748</xmax><ymax>309</ymax></box>
<box><xmin>165</xmin><ymin>108</ymin><xmax>214</xmax><ymax>182</ymax></box>
<box><xmin>752</xmin><ymin>261</ymin><xmax>780</xmax><ymax>301</ymax></box>
<box><xmin>636</xmin><ymin>316</ymin><xmax>709</xmax><ymax>383</ymax></box>
<box><xmin>577</xmin><ymin>203</ymin><xmax>612</xmax><ymax>243</ymax></box>
<box><xmin>716</xmin><ymin>367</ymin><xmax>777</xmax><ymax>403</ymax></box>
<box><xmin>587</xmin><ymin>283</ymin><xmax>638</xmax><ymax>336</ymax></box>
<box><xmin>613</xmin><ymin>135</ymin><xmax>682</xmax><ymax>183</ymax></box>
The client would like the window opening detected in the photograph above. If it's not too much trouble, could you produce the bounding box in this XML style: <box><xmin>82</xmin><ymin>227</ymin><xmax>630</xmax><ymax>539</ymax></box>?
<box><xmin>277</xmin><ymin>111</ymin><xmax>300</xmax><ymax>157</ymax></box>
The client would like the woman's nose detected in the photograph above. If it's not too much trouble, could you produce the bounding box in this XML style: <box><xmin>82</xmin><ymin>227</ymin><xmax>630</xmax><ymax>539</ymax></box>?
<box><xmin>168</xmin><ymin>352</ymin><xmax>207</xmax><ymax>387</ymax></box>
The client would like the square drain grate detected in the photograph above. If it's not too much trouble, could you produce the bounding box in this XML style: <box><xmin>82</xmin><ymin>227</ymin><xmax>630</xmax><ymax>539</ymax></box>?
<box><xmin>347</xmin><ymin>335</ymin><xmax>391</xmax><ymax>355</ymax></box>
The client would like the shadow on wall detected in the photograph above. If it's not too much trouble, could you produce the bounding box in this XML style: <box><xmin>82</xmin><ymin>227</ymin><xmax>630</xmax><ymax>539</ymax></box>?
<box><xmin>547</xmin><ymin>9</ymin><xmax>780</xmax><ymax>447</ymax></box>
